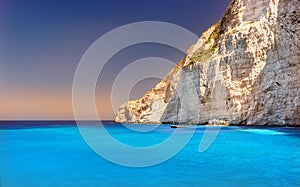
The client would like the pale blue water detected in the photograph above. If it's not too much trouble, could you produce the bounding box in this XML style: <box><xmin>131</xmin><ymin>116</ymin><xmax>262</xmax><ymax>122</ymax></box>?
<box><xmin>0</xmin><ymin>121</ymin><xmax>300</xmax><ymax>187</ymax></box>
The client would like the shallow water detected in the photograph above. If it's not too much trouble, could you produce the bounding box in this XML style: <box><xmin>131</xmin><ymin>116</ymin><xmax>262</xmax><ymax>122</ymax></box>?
<box><xmin>0</xmin><ymin>121</ymin><xmax>300</xmax><ymax>186</ymax></box>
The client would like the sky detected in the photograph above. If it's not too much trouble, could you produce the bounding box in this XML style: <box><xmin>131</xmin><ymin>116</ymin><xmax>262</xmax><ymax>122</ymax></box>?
<box><xmin>0</xmin><ymin>0</ymin><xmax>231</xmax><ymax>120</ymax></box>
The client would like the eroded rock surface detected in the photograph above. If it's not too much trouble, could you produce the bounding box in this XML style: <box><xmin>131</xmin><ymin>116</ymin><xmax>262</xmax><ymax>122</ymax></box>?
<box><xmin>115</xmin><ymin>0</ymin><xmax>300</xmax><ymax>126</ymax></box>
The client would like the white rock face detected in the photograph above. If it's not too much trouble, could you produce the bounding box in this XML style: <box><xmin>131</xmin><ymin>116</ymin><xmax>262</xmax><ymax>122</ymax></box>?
<box><xmin>115</xmin><ymin>0</ymin><xmax>300</xmax><ymax>126</ymax></box>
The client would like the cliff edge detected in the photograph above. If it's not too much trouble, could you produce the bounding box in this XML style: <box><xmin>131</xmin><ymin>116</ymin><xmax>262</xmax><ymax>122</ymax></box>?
<box><xmin>115</xmin><ymin>0</ymin><xmax>300</xmax><ymax>126</ymax></box>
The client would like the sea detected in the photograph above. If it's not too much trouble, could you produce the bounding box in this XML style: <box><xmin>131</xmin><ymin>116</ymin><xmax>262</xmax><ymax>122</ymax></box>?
<box><xmin>0</xmin><ymin>121</ymin><xmax>299</xmax><ymax>187</ymax></box>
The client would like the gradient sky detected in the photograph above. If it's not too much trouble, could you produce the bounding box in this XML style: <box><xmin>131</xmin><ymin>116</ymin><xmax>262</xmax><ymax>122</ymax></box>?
<box><xmin>0</xmin><ymin>0</ymin><xmax>231</xmax><ymax>120</ymax></box>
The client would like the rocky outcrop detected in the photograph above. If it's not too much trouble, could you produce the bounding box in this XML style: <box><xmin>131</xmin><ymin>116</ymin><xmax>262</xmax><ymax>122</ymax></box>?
<box><xmin>115</xmin><ymin>0</ymin><xmax>300</xmax><ymax>126</ymax></box>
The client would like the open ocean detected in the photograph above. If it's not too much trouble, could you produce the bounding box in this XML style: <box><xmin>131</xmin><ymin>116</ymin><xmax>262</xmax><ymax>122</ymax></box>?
<box><xmin>0</xmin><ymin>121</ymin><xmax>299</xmax><ymax>186</ymax></box>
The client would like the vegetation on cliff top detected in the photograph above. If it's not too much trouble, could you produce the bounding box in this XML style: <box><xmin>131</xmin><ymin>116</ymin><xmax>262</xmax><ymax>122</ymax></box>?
<box><xmin>189</xmin><ymin>19</ymin><xmax>223</xmax><ymax>65</ymax></box>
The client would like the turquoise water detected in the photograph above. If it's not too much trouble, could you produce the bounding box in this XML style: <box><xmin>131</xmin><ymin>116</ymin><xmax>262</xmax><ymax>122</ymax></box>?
<box><xmin>0</xmin><ymin>121</ymin><xmax>300</xmax><ymax>187</ymax></box>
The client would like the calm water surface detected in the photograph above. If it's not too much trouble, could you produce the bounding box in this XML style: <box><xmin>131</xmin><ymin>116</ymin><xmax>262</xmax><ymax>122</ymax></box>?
<box><xmin>0</xmin><ymin>121</ymin><xmax>299</xmax><ymax>187</ymax></box>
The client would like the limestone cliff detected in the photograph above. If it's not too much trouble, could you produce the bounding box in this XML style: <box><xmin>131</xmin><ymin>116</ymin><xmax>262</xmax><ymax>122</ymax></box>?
<box><xmin>115</xmin><ymin>0</ymin><xmax>300</xmax><ymax>126</ymax></box>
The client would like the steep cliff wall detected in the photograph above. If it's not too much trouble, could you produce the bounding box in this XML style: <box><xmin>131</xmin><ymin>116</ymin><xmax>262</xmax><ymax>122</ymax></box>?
<box><xmin>115</xmin><ymin>0</ymin><xmax>300</xmax><ymax>126</ymax></box>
